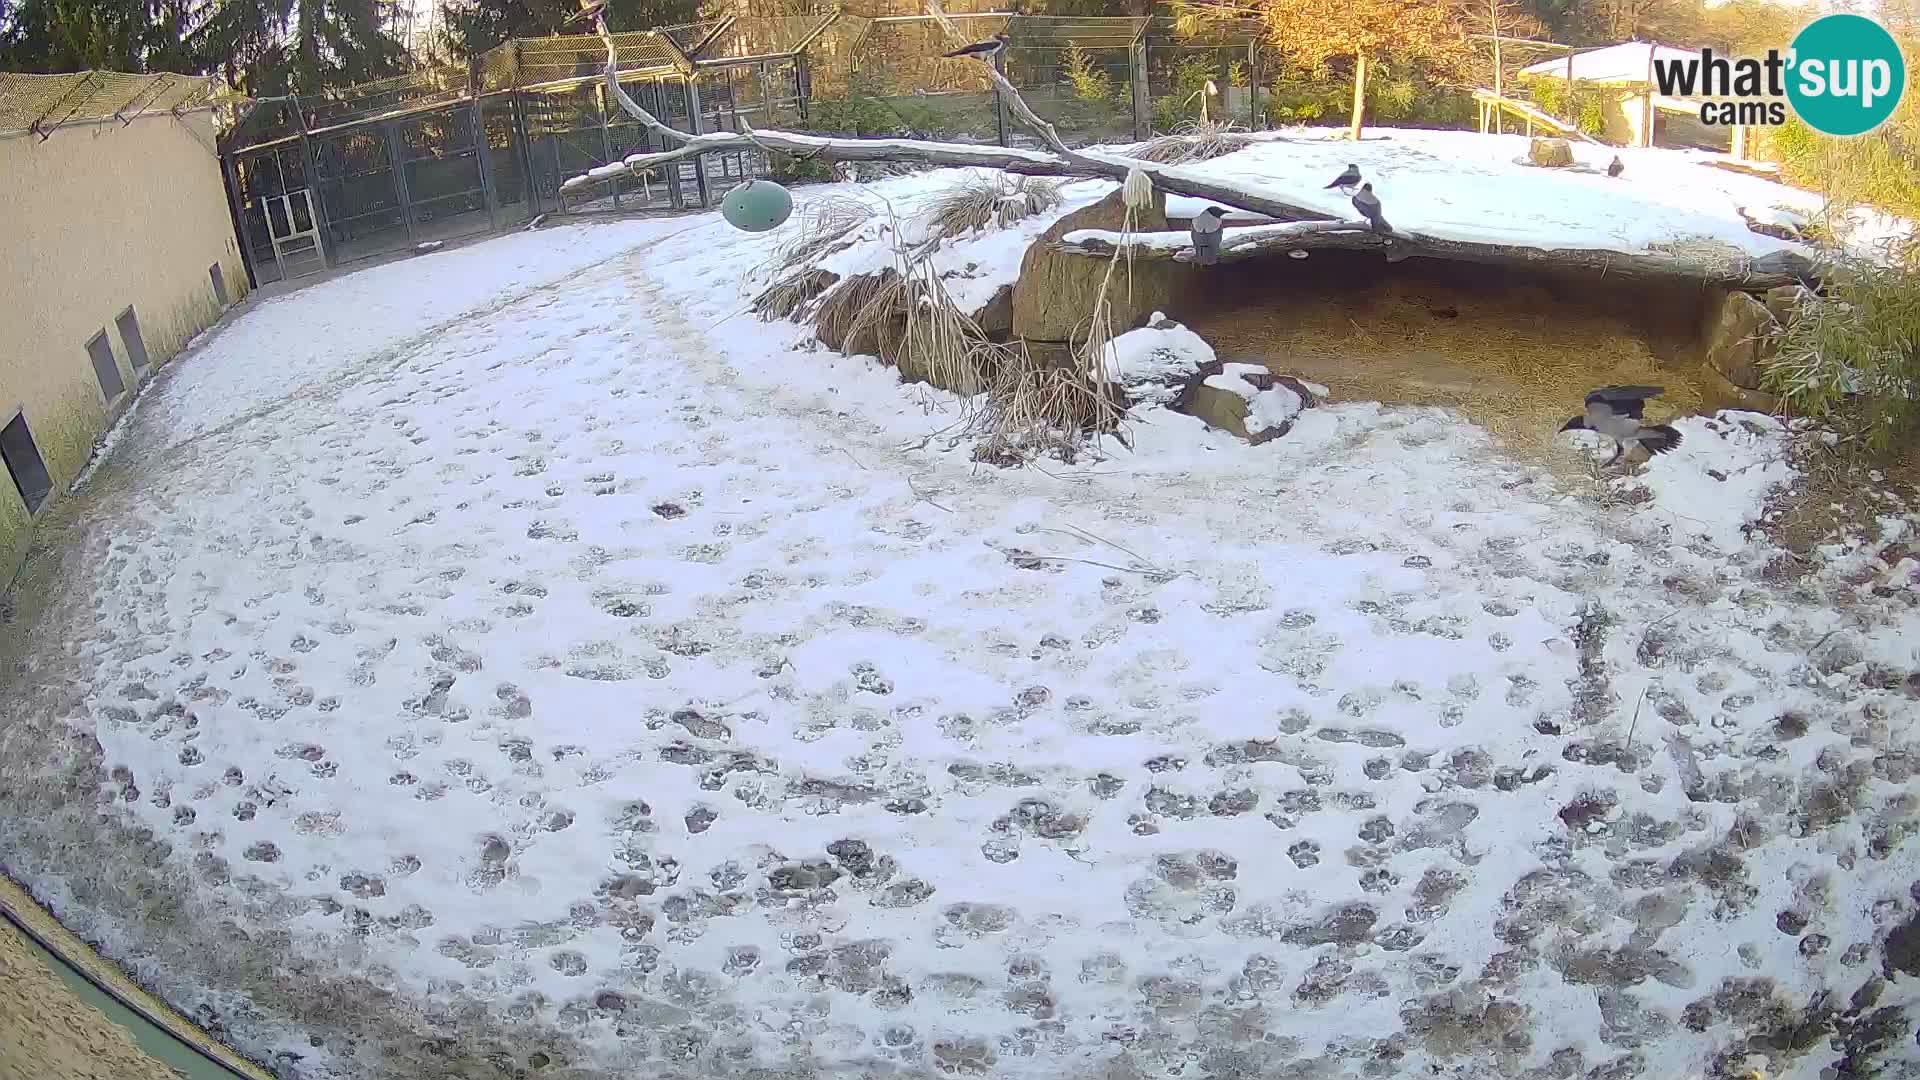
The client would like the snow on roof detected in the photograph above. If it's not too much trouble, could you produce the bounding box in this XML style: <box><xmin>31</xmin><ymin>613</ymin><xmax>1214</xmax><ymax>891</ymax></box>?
<box><xmin>1520</xmin><ymin>41</ymin><xmax>1699</xmax><ymax>84</ymax></box>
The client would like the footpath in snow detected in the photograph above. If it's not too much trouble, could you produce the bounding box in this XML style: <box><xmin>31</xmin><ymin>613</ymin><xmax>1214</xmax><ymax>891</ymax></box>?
<box><xmin>0</xmin><ymin>164</ymin><xmax>1915</xmax><ymax>1080</ymax></box>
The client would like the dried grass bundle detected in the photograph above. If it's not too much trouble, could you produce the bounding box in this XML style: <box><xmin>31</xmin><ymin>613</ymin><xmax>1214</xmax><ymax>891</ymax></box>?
<box><xmin>923</xmin><ymin>173</ymin><xmax>1064</xmax><ymax>243</ymax></box>
<box><xmin>771</xmin><ymin>195</ymin><xmax>877</xmax><ymax>278</ymax></box>
<box><xmin>753</xmin><ymin>268</ymin><xmax>841</xmax><ymax>322</ymax></box>
<box><xmin>1128</xmin><ymin>119</ymin><xmax>1255</xmax><ymax>165</ymax></box>
<box><xmin>813</xmin><ymin>269</ymin><xmax>899</xmax><ymax>353</ymax></box>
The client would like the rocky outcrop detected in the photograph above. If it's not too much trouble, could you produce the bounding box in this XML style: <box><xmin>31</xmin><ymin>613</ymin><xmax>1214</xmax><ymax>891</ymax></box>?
<box><xmin>972</xmin><ymin>284</ymin><xmax>1014</xmax><ymax>342</ymax></box>
<box><xmin>1526</xmin><ymin>138</ymin><xmax>1575</xmax><ymax>168</ymax></box>
<box><xmin>1179</xmin><ymin>361</ymin><xmax>1323</xmax><ymax>444</ymax></box>
<box><xmin>1012</xmin><ymin>190</ymin><xmax>1197</xmax><ymax>346</ymax></box>
<box><xmin>1700</xmin><ymin>289</ymin><xmax>1777</xmax><ymax>391</ymax></box>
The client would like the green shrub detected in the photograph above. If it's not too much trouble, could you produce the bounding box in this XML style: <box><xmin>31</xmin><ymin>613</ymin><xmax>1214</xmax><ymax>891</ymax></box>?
<box><xmin>1153</xmin><ymin>54</ymin><xmax>1220</xmax><ymax>132</ymax></box>
<box><xmin>1765</xmin><ymin>249</ymin><xmax>1920</xmax><ymax>452</ymax></box>
<box><xmin>1262</xmin><ymin>67</ymin><xmax>1473</xmax><ymax>130</ymax></box>
<box><xmin>807</xmin><ymin>95</ymin><xmax>903</xmax><ymax>137</ymax></box>
<box><xmin>1063</xmin><ymin>42</ymin><xmax>1115</xmax><ymax>104</ymax></box>
<box><xmin>1522</xmin><ymin>76</ymin><xmax>1608</xmax><ymax>138</ymax></box>
<box><xmin>770</xmin><ymin>152</ymin><xmax>834</xmax><ymax>184</ymax></box>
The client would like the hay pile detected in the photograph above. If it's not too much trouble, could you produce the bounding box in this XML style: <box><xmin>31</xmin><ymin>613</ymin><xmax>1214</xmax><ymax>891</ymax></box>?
<box><xmin>1128</xmin><ymin>120</ymin><xmax>1255</xmax><ymax>165</ymax></box>
<box><xmin>1186</xmin><ymin>266</ymin><xmax>1710</xmax><ymax>475</ymax></box>
<box><xmin>750</xmin><ymin>171</ymin><xmax>1132</xmax><ymax>463</ymax></box>
<box><xmin>921</xmin><ymin>174</ymin><xmax>1063</xmax><ymax>242</ymax></box>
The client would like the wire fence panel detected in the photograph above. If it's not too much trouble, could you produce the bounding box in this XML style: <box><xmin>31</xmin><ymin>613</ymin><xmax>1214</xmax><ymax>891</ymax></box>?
<box><xmin>208</xmin><ymin>11</ymin><xmax>1264</xmax><ymax>278</ymax></box>
<box><xmin>311</xmin><ymin>126</ymin><xmax>411</xmax><ymax>262</ymax></box>
<box><xmin>0</xmin><ymin>70</ymin><xmax>223</xmax><ymax>137</ymax></box>
<box><xmin>1144</xmin><ymin>18</ymin><xmax>1266</xmax><ymax>135</ymax></box>
<box><xmin>480</xmin><ymin>98</ymin><xmax>531</xmax><ymax>225</ymax></box>
<box><xmin>397</xmin><ymin>107</ymin><xmax>492</xmax><ymax>244</ymax></box>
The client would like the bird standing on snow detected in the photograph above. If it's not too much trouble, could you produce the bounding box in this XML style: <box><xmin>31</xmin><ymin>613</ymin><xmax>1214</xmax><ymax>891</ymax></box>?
<box><xmin>1351</xmin><ymin>182</ymin><xmax>1390</xmax><ymax>235</ymax></box>
<box><xmin>942</xmin><ymin>32</ymin><xmax>1009</xmax><ymax>60</ymax></box>
<box><xmin>1607</xmin><ymin>155</ymin><xmax>1625</xmax><ymax>178</ymax></box>
<box><xmin>1324</xmin><ymin>163</ymin><xmax>1362</xmax><ymax>191</ymax></box>
<box><xmin>1189</xmin><ymin>206</ymin><xmax>1228</xmax><ymax>265</ymax></box>
<box><xmin>1559</xmin><ymin>385</ymin><xmax>1683</xmax><ymax>465</ymax></box>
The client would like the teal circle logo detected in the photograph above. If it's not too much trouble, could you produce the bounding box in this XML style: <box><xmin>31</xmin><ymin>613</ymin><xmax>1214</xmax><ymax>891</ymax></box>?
<box><xmin>1786</xmin><ymin>14</ymin><xmax>1906</xmax><ymax>137</ymax></box>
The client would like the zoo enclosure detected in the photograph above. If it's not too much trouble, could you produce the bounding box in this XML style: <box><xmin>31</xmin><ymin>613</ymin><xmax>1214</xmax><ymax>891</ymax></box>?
<box><xmin>218</xmin><ymin>13</ymin><xmax>1272</xmax><ymax>284</ymax></box>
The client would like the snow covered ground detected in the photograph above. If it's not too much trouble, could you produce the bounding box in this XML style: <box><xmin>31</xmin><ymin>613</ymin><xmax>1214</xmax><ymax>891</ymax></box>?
<box><xmin>3</xmin><ymin>160</ymin><xmax>1918</xmax><ymax>1080</ymax></box>
<box><xmin>1146</xmin><ymin>129</ymin><xmax>1834</xmax><ymax>258</ymax></box>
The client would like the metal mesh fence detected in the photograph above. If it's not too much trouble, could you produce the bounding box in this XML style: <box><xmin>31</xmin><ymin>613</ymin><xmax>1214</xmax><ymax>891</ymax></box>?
<box><xmin>1143</xmin><ymin>18</ymin><xmax>1266</xmax><ymax>134</ymax></box>
<box><xmin>208</xmin><ymin>11</ymin><xmax>1268</xmax><ymax>284</ymax></box>
<box><xmin>0</xmin><ymin>70</ymin><xmax>223</xmax><ymax>137</ymax></box>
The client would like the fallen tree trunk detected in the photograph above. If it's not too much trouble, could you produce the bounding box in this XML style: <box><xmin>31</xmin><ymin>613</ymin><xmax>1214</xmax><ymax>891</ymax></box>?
<box><xmin>561</xmin><ymin>11</ymin><xmax>1336</xmax><ymax>222</ymax></box>
<box><xmin>562</xmin><ymin>127</ymin><xmax>1337</xmax><ymax>224</ymax></box>
<box><xmin>1054</xmin><ymin>221</ymin><xmax>1821</xmax><ymax>289</ymax></box>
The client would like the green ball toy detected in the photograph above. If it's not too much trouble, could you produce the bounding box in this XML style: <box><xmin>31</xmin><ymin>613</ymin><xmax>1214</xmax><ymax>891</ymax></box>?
<box><xmin>720</xmin><ymin>179</ymin><xmax>793</xmax><ymax>233</ymax></box>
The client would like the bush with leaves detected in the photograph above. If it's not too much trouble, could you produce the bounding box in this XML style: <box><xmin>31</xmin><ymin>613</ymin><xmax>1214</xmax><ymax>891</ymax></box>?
<box><xmin>1521</xmin><ymin>76</ymin><xmax>1609</xmax><ymax>138</ymax></box>
<box><xmin>1264</xmin><ymin>64</ymin><xmax>1472</xmax><ymax>129</ymax></box>
<box><xmin>1152</xmin><ymin>55</ymin><xmax>1221</xmax><ymax>132</ymax></box>
<box><xmin>807</xmin><ymin>96</ymin><xmax>905</xmax><ymax>137</ymax></box>
<box><xmin>1765</xmin><ymin>245</ymin><xmax>1920</xmax><ymax>453</ymax></box>
<box><xmin>1062</xmin><ymin>42</ymin><xmax>1116</xmax><ymax>104</ymax></box>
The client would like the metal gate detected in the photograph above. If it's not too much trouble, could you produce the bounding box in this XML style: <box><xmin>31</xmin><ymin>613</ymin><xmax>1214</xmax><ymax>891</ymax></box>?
<box><xmin>263</xmin><ymin>190</ymin><xmax>326</xmax><ymax>279</ymax></box>
<box><xmin>232</xmin><ymin>144</ymin><xmax>325</xmax><ymax>284</ymax></box>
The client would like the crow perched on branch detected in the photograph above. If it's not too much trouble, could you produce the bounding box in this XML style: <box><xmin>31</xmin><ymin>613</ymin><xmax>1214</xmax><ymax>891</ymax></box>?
<box><xmin>1189</xmin><ymin>206</ymin><xmax>1228</xmax><ymax>265</ymax></box>
<box><xmin>1351</xmin><ymin>183</ymin><xmax>1390</xmax><ymax>235</ymax></box>
<box><xmin>1560</xmin><ymin>385</ymin><xmax>1683</xmax><ymax>465</ymax></box>
<box><xmin>942</xmin><ymin>33</ymin><xmax>1009</xmax><ymax>59</ymax></box>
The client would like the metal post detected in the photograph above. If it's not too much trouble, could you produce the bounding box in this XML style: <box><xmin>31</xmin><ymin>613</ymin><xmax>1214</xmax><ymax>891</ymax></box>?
<box><xmin>474</xmin><ymin>96</ymin><xmax>500</xmax><ymax>232</ymax></box>
<box><xmin>656</xmin><ymin>81</ymin><xmax>684</xmax><ymax>210</ymax></box>
<box><xmin>1247</xmin><ymin>41</ymin><xmax>1260</xmax><ymax>129</ymax></box>
<box><xmin>386</xmin><ymin>120</ymin><xmax>418</xmax><ymax>245</ymax></box>
<box><xmin>993</xmin><ymin>49</ymin><xmax>1011</xmax><ymax>147</ymax></box>
<box><xmin>686</xmin><ymin>76</ymin><xmax>710</xmax><ymax>207</ymax></box>
<box><xmin>1565</xmin><ymin>50</ymin><xmax>1575</xmax><ymax>124</ymax></box>
<box><xmin>1130</xmin><ymin>40</ymin><xmax>1150</xmax><ymax>141</ymax></box>
<box><xmin>292</xmin><ymin>110</ymin><xmax>335</xmax><ymax>268</ymax></box>
<box><xmin>795</xmin><ymin>52</ymin><xmax>809</xmax><ymax>123</ymax></box>
<box><xmin>1641</xmin><ymin>43</ymin><xmax>1655</xmax><ymax>148</ymax></box>
<box><xmin>596</xmin><ymin>81</ymin><xmax>618</xmax><ymax>209</ymax></box>
<box><xmin>507</xmin><ymin>93</ymin><xmax>528</xmax><ymax>216</ymax></box>
<box><xmin>218</xmin><ymin>150</ymin><xmax>260</xmax><ymax>291</ymax></box>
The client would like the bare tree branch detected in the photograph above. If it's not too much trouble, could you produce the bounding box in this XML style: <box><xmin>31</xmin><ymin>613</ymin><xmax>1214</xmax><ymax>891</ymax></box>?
<box><xmin>561</xmin><ymin>4</ymin><xmax>1337</xmax><ymax>222</ymax></box>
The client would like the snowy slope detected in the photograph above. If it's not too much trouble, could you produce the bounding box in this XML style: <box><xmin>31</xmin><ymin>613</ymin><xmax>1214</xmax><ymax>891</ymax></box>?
<box><xmin>150</xmin><ymin>218</ymin><xmax>690</xmax><ymax>445</ymax></box>
<box><xmin>0</xmin><ymin>169</ymin><xmax>1916</xmax><ymax>1080</ymax></box>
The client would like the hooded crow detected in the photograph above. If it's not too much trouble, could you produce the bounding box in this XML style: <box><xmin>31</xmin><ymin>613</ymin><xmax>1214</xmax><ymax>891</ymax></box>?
<box><xmin>1324</xmin><ymin>163</ymin><xmax>1361</xmax><ymax>190</ymax></box>
<box><xmin>1351</xmin><ymin>182</ymin><xmax>1390</xmax><ymax>234</ymax></box>
<box><xmin>564</xmin><ymin>0</ymin><xmax>607</xmax><ymax>24</ymax></box>
<box><xmin>1607</xmin><ymin>155</ymin><xmax>1625</xmax><ymax>178</ymax></box>
<box><xmin>942</xmin><ymin>32</ymin><xmax>1009</xmax><ymax>59</ymax></box>
<box><xmin>1560</xmin><ymin>385</ymin><xmax>1683</xmax><ymax>465</ymax></box>
<box><xmin>1190</xmin><ymin>206</ymin><xmax>1228</xmax><ymax>265</ymax></box>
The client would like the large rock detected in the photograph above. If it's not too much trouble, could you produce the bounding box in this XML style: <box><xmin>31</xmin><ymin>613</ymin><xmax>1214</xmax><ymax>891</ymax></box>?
<box><xmin>972</xmin><ymin>284</ymin><xmax>1014</xmax><ymax>342</ymax></box>
<box><xmin>1526</xmin><ymin>137</ymin><xmax>1575</xmax><ymax>168</ymax></box>
<box><xmin>1762</xmin><ymin>284</ymin><xmax>1804</xmax><ymax>329</ymax></box>
<box><xmin>1696</xmin><ymin>365</ymin><xmax>1781</xmax><ymax>415</ymax></box>
<box><xmin>1179</xmin><ymin>360</ymin><xmax>1322</xmax><ymax>444</ymax></box>
<box><xmin>1012</xmin><ymin>190</ymin><xmax>1196</xmax><ymax>344</ymax></box>
<box><xmin>1700</xmin><ymin>289</ymin><xmax>1774</xmax><ymax>390</ymax></box>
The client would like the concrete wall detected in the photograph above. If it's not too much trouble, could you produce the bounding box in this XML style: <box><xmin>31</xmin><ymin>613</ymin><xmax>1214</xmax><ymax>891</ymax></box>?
<box><xmin>0</xmin><ymin>109</ymin><xmax>247</xmax><ymax>580</ymax></box>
